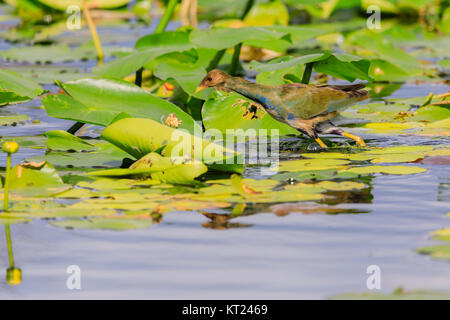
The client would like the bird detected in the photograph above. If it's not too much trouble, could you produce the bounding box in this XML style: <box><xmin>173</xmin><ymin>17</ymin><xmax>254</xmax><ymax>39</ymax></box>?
<box><xmin>195</xmin><ymin>69</ymin><xmax>369</xmax><ymax>148</ymax></box>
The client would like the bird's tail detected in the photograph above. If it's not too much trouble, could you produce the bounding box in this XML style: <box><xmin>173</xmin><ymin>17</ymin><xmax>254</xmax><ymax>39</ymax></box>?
<box><xmin>327</xmin><ymin>83</ymin><xmax>369</xmax><ymax>101</ymax></box>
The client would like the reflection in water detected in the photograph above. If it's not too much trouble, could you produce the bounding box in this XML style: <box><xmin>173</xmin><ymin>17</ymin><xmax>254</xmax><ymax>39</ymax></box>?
<box><xmin>437</xmin><ymin>180</ymin><xmax>450</xmax><ymax>202</ymax></box>
<box><xmin>4</xmin><ymin>224</ymin><xmax>21</xmax><ymax>285</ymax></box>
<box><xmin>200</xmin><ymin>183</ymin><xmax>374</xmax><ymax>228</ymax></box>
<box><xmin>320</xmin><ymin>188</ymin><xmax>374</xmax><ymax>205</ymax></box>
<box><xmin>200</xmin><ymin>210</ymin><xmax>254</xmax><ymax>230</ymax></box>
<box><xmin>269</xmin><ymin>202</ymin><xmax>370</xmax><ymax>217</ymax></box>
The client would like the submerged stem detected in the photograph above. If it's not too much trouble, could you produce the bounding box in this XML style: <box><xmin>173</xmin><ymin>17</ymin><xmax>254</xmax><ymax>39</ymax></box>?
<box><xmin>82</xmin><ymin>0</ymin><xmax>103</xmax><ymax>65</ymax></box>
<box><xmin>5</xmin><ymin>225</ymin><xmax>14</xmax><ymax>267</ymax></box>
<box><xmin>3</xmin><ymin>153</ymin><xmax>11</xmax><ymax>212</ymax></box>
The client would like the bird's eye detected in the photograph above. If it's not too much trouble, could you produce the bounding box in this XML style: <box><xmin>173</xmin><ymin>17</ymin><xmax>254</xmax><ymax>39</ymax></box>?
<box><xmin>207</xmin><ymin>77</ymin><xmax>212</xmax><ymax>81</ymax></box>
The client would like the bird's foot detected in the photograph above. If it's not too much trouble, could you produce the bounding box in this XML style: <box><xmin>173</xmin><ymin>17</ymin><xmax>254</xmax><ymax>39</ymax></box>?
<box><xmin>341</xmin><ymin>132</ymin><xmax>366</xmax><ymax>147</ymax></box>
<box><xmin>232</xmin><ymin>98</ymin><xmax>265</xmax><ymax>119</ymax></box>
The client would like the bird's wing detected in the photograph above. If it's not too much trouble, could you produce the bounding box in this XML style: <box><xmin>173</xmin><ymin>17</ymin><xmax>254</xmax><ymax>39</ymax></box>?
<box><xmin>277</xmin><ymin>83</ymin><xmax>368</xmax><ymax>119</ymax></box>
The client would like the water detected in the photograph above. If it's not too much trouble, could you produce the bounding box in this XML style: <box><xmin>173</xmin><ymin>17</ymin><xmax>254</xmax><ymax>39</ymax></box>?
<box><xmin>0</xmin><ymin>8</ymin><xmax>449</xmax><ymax>299</ymax></box>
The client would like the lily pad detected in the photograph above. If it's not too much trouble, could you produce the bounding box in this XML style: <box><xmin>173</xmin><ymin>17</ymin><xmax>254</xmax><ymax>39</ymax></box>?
<box><xmin>343</xmin><ymin>165</ymin><xmax>426</xmax><ymax>175</ymax></box>
<box><xmin>101</xmin><ymin>117</ymin><xmax>242</xmax><ymax>173</ymax></box>
<box><xmin>45</xmin><ymin>130</ymin><xmax>97</xmax><ymax>152</ymax></box>
<box><xmin>275</xmin><ymin>159</ymin><xmax>351</xmax><ymax>172</ymax></box>
<box><xmin>43</xmin><ymin>77</ymin><xmax>200</xmax><ymax>134</ymax></box>
<box><xmin>7</xmin><ymin>161</ymin><xmax>71</xmax><ymax>197</ymax></box>
<box><xmin>202</xmin><ymin>91</ymin><xmax>298</xmax><ymax>136</ymax></box>
<box><xmin>51</xmin><ymin>217</ymin><xmax>153</xmax><ymax>231</ymax></box>
<box><xmin>0</xmin><ymin>68</ymin><xmax>45</xmax><ymax>105</ymax></box>
<box><xmin>87</xmin><ymin>152</ymin><xmax>208</xmax><ymax>185</ymax></box>
<box><xmin>36</xmin><ymin>0</ymin><xmax>132</xmax><ymax>11</ymax></box>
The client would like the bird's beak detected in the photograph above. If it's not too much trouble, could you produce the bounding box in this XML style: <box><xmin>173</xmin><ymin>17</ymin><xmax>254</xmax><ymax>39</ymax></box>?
<box><xmin>194</xmin><ymin>85</ymin><xmax>207</xmax><ymax>93</ymax></box>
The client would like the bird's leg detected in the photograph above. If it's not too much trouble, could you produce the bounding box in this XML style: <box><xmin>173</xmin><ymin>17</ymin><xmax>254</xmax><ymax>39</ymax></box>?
<box><xmin>314</xmin><ymin>121</ymin><xmax>365</xmax><ymax>147</ymax></box>
<box><xmin>232</xmin><ymin>98</ymin><xmax>265</xmax><ymax>119</ymax></box>
<box><xmin>314</xmin><ymin>137</ymin><xmax>328</xmax><ymax>149</ymax></box>
<box><xmin>340</xmin><ymin>132</ymin><xmax>366</xmax><ymax>147</ymax></box>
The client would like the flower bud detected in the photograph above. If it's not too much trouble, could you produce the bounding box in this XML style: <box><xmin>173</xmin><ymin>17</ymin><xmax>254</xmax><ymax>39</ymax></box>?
<box><xmin>2</xmin><ymin>141</ymin><xmax>19</xmax><ymax>154</ymax></box>
<box><xmin>6</xmin><ymin>267</ymin><xmax>22</xmax><ymax>285</ymax></box>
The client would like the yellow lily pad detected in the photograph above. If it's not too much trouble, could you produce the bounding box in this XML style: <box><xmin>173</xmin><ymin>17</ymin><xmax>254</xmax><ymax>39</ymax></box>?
<box><xmin>275</xmin><ymin>159</ymin><xmax>351</xmax><ymax>172</ymax></box>
<box><xmin>343</xmin><ymin>165</ymin><xmax>427</xmax><ymax>175</ymax></box>
<box><xmin>432</xmin><ymin>228</ymin><xmax>450</xmax><ymax>242</ymax></box>
<box><xmin>370</xmin><ymin>153</ymin><xmax>424</xmax><ymax>164</ymax></box>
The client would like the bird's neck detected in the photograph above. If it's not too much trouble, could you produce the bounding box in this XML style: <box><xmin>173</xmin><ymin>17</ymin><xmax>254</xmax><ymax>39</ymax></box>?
<box><xmin>225</xmin><ymin>77</ymin><xmax>270</xmax><ymax>105</ymax></box>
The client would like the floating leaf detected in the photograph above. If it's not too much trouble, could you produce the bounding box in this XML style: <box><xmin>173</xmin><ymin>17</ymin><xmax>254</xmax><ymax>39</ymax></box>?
<box><xmin>287</xmin><ymin>181</ymin><xmax>366</xmax><ymax>191</ymax></box>
<box><xmin>51</xmin><ymin>217</ymin><xmax>153</xmax><ymax>231</ymax></box>
<box><xmin>36</xmin><ymin>0</ymin><xmax>132</xmax><ymax>11</ymax></box>
<box><xmin>275</xmin><ymin>159</ymin><xmax>351</xmax><ymax>172</ymax></box>
<box><xmin>417</xmin><ymin>245</ymin><xmax>450</xmax><ymax>262</ymax></box>
<box><xmin>331</xmin><ymin>288</ymin><xmax>450</xmax><ymax>300</ymax></box>
<box><xmin>7</xmin><ymin>161</ymin><xmax>71</xmax><ymax>197</ymax></box>
<box><xmin>0</xmin><ymin>114</ymin><xmax>29</xmax><ymax>126</ymax></box>
<box><xmin>101</xmin><ymin>118</ymin><xmax>243</xmax><ymax>173</ymax></box>
<box><xmin>343</xmin><ymin>165</ymin><xmax>426</xmax><ymax>175</ymax></box>
<box><xmin>45</xmin><ymin>130</ymin><xmax>97</xmax><ymax>152</ymax></box>
<box><xmin>87</xmin><ymin>153</ymin><xmax>208</xmax><ymax>185</ymax></box>
<box><xmin>189</xmin><ymin>26</ymin><xmax>290</xmax><ymax>51</ymax></box>
<box><xmin>43</xmin><ymin>78</ymin><xmax>200</xmax><ymax>134</ymax></box>
<box><xmin>26</xmin><ymin>142</ymin><xmax>130</xmax><ymax>168</ymax></box>
<box><xmin>0</xmin><ymin>68</ymin><xmax>45</xmax><ymax>105</ymax></box>
<box><xmin>95</xmin><ymin>31</ymin><xmax>195</xmax><ymax>78</ymax></box>
<box><xmin>202</xmin><ymin>91</ymin><xmax>298</xmax><ymax>136</ymax></box>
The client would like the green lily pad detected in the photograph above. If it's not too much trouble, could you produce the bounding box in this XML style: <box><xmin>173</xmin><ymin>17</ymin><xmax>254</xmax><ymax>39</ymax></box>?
<box><xmin>87</xmin><ymin>152</ymin><xmax>208</xmax><ymax>185</ymax></box>
<box><xmin>43</xmin><ymin>77</ymin><xmax>200</xmax><ymax>134</ymax></box>
<box><xmin>271</xmin><ymin>169</ymin><xmax>362</xmax><ymax>182</ymax></box>
<box><xmin>417</xmin><ymin>244</ymin><xmax>450</xmax><ymax>262</ymax></box>
<box><xmin>45</xmin><ymin>130</ymin><xmax>97</xmax><ymax>152</ymax></box>
<box><xmin>287</xmin><ymin>181</ymin><xmax>367</xmax><ymax>191</ymax></box>
<box><xmin>432</xmin><ymin>229</ymin><xmax>450</xmax><ymax>242</ymax></box>
<box><xmin>189</xmin><ymin>26</ymin><xmax>290</xmax><ymax>51</ymax></box>
<box><xmin>51</xmin><ymin>217</ymin><xmax>153</xmax><ymax>231</ymax></box>
<box><xmin>36</xmin><ymin>0</ymin><xmax>131</xmax><ymax>11</ymax></box>
<box><xmin>94</xmin><ymin>31</ymin><xmax>195</xmax><ymax>78</ymax></box>
<box><xmin>343</xmin><ymin>165</ymin><xmax>426</xmax><ymax>175</ymax></box>
<box><xmin>202</xmin><ymin>91</ymin><xmax>298</xmax><ymax>136</ymax></box>
<box><xmin>101</xmin><ymin>117</ymin><xmax>242</xmax><ymax>173</ymax></box>
<box><xmin>7</xmin><ymin>161</ymin><xmax>71</xmax><ymax>197</ymax></box>
<box><xmin>3</xmin><ymin>65</ymin><xmax>92</xmax><ymax>84</ymax></box>
<box><xmin>26</xmin><ymin>142</ymin><xmax>131</xmax><ymax>168</ymax></box>
<box><xmin>275</xmin><ymin>159</ymin><xmax>351</xmax><ymax>172</ymax></box>
<box><xmin>331</xmin><ymin>288</ymin><xmax>450</xmax><ymax>300</ymax></box>
<box><xmin>0</xmin><ymin>114</ymin><xmax>29</xmax><ymax>125</ymax></box>
<box><xmin>0</xmin><ymin>68</ymin><xmax>45</xmax><ymax>105</ymax></box>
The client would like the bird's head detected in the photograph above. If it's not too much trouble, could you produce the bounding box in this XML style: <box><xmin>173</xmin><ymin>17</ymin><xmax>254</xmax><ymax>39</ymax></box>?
<box><xmin>195</xmin><ymin>69</ymin><xmax>230</xmax><ymax>93</ymax></box>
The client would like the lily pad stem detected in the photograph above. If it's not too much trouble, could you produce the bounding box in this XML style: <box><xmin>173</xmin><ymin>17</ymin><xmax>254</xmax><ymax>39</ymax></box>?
<box><xmin>3</xmin><ymin>153</ymin><xmax>11</xmax><ymax>212</ymax></box>
<box><xmin>301</xmin><ymin>62</ymin><xmax>314</xmax><ymax>84</ymax></box>
<box><xmin>228</xmin><ymin>43</ymin><xmax>242</xmax><ymax>76</ymax></box>
<box><xmin>241</xmin><ymin>0</ymin><xmax>254</xmax><ymax>19</ymax></box>
<box><xmin>155</xmin><ymin>0</ymin><xmax>178</xmax><ymax>34</ymax></box>
<box><xmin>207</xmin><ymin>0</ymin><xmax>254</xmax><ymax>72</ymax></box>
<box><xmin>67</xmin><ymin>122</ymin><xmax>85</xmax><ymax>135</ymax></box>
<box><xmin>82</xmin><ymin>0</ymin><xmax>103</xmax><ymax>65</ymax></box>
<box><xmin>5</xmin><ymin>225</ymin><xmax>14</xmax><ymax>267</ymax></box>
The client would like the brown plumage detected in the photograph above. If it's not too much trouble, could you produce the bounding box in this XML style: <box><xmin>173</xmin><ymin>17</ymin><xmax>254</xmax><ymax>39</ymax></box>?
<box><xmin>196</xmin><ymin>69</ymin><xmax>369</xmax><ymax>148</ymax></box>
